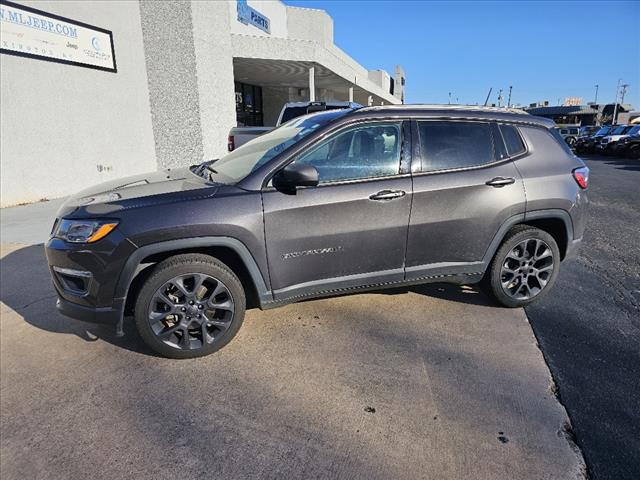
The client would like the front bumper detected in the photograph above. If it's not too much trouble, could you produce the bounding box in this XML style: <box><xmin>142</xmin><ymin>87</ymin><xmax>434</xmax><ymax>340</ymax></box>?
<box><xmin>56</xmin><ymin>296</ymin><xmax>124</xmax><ymax>325</ymax></box>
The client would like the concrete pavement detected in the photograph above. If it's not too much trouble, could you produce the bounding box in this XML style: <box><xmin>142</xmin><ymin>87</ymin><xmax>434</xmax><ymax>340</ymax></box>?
<box><xmin>0</xmin><ymin>203</ymin><xmax>585</xmax><ymax>479</ymax></box>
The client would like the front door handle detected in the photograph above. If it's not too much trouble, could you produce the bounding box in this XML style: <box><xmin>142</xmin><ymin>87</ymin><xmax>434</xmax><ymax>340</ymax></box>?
<box><xmin>485</xmin><ymin>177</ymin><xmax>516</xmax><ymax>187</ymax></box>
<box><xmin>369</xmin><ymin>190</ymin><xmax>406</xmax><ymax>201</ymax></box>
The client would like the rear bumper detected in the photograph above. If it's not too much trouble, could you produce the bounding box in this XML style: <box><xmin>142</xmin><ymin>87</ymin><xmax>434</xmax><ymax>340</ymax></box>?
<box><xmin>56</xmin><ymin>296</ymin><xmax>124</xmax><ymax>326</ymax></box>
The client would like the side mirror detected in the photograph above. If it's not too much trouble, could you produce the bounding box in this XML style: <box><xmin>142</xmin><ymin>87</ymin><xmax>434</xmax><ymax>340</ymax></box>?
<box><xmin>273</xmin><ymin>163</ymin><xmax>319</xmax><ymax>191</ymax></box>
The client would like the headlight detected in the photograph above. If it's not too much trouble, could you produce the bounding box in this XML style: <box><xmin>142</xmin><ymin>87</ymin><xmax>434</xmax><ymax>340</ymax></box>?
<box><xmin>54</xmin><ymin>219</ymin><xmax>119</xmax><ymax>243</ymax></box>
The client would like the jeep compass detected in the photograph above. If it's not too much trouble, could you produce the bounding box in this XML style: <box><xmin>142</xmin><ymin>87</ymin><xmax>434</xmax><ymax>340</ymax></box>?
<box><xmin>45</xmin><ymin>105</ymin><xmax>589</xmax><ymax>358</ymax></box>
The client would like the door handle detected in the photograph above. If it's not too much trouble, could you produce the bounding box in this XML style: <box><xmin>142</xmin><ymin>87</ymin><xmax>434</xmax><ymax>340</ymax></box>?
<box><xmin>485</xmin><ymin>177</ymin><xmax>515</xmax><ymax>187</ymax></box>
<box><xmin>369</xmin><ymin>190</ymin><xmax>406</xmax><ymax>201</ymax></box>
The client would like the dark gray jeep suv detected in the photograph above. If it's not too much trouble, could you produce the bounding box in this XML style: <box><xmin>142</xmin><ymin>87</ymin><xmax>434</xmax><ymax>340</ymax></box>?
<box><xmin>45</xmin><ymin>105</ymin><xmax>589</xmax><ymax>358</ymax></box>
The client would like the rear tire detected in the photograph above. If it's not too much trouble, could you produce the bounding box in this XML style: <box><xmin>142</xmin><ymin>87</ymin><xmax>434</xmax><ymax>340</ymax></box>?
<box><xmin>485</xmin><ymin>226</ymin><xmax>560</xmax><ymax>308</ymax></box>
<box><xmin>134</xmin><ymin>254</ymin><xmax>246</xmax><ymax>359</ymax></box>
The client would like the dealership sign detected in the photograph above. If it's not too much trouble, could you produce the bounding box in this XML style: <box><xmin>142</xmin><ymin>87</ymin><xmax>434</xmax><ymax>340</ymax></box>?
<box><xmin>237</xmin><ymin>0</ymin><xmax>270</xmax><ymax>34</ymax></box>
<box><xmin>0</xmin><ymin>0</ymin><xmax>116</xmax><ymax>72</ymax></box>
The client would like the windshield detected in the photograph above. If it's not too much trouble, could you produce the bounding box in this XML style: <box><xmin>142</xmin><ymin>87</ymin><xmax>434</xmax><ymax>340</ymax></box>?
<box><xmin>208</xmin><ymin>109</ymin><xmax>350</xmax><ymax>183</ymax></box>
<box><xmin>628</xmin><ymin>125</ymin><xmax>640</xmax><ymax>135</ymax></box>
<box><xmin>611</xmin><ymin>126</ymin><xmax>627</xmax><ymax>135</ymax></box>
<box><xmin>595</xmin><ymin>127</ymin><xmax>611</xmax><ymax>136</ymax></box>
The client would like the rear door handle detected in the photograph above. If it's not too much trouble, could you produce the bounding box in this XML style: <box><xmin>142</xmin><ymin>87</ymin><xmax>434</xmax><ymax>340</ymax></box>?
<box><xmin>485</xmin><ymin>177</ymin><xmax>515</xmax><ymax>187</ymax></box>
<box><xmin>369</xmin><ymin>190</ymin><xmax>406</xmax><ymax>201</ymax></box>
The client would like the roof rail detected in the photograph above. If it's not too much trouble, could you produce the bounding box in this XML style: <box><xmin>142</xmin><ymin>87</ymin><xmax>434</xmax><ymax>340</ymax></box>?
<box><xmin>360</xmin><ymin>104</ymin><xmax>529</xmax><ymax>115</ymax></box>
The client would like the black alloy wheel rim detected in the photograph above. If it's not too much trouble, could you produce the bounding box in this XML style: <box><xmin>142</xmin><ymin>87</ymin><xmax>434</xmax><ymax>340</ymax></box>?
<box><xmin>148</xmin><ymin>273</ymin><xmax>235</xmax><ymax>350</ymax></box>
<box><xmin>500</xmin><ymin>238</ymin><xmax>554</xmax><ymax>301</ymax></box>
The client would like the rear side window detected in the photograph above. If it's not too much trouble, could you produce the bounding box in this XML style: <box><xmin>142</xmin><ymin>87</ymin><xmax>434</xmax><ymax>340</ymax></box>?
<box><xmin>499</xmin><ymin>124</ymin><xmax>526</xmax><ymax>156</ymax></box>
<box><xmin>417</xmin><ymin>121</ymin><xmax>494</xmax><ymax>172</ymax></box>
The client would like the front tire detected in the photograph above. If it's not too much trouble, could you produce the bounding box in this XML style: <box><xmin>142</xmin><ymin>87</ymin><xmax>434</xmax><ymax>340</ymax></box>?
<box><xmin>134</xmin><ymin>254</ymin><xmax>246</xmax><ymax>359</ymax></box>
<box><xmin>485</xmin><ymin>226</ymin><xmax>560</xmax><ymax>308</ymax></box>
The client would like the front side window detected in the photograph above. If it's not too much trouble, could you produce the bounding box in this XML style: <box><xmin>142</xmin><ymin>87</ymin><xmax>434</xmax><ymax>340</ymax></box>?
<box><xmin>499</xmin><ymin>124</ymin><xmax>526</xmax><ymax>156</ymax></box>
<box><xmin>418</xmin><ymin>121</ymin><xmax>495</xmax><ymax>172</ymax></box>
<box><xmin>293</xmin><ymin>122</ymin><xmax>402</xmax><ymax>183</ymax></box>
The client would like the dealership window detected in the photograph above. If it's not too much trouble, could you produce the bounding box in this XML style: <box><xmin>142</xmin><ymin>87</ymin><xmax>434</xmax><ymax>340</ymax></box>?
<box><xmin>235</xmin><ymin>82</ymin><xmax>263</xmax><ymax>127</ymax></box>
<box><xmin>417</xmin><ymin>121</ymin><xmax>495</xmax><ymax>172</ymax></box>
<box><xmin>294</xmin><ymin>122</ymin><xmax>402</xmax><ymax>183</ymax></box>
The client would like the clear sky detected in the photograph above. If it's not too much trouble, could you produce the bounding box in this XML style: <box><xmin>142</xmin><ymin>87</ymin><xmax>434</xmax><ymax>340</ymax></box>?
<box><xmin>284</xmin><ymin>0</ymin><xmax>640</xmax><ymax>108</ymax></box>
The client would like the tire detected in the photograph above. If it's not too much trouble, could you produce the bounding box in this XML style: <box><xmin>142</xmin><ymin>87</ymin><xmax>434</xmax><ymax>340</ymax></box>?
<box><xmin>134</xmin><ymin>254</ymin><xmax>246</xmax><ymax>359</ymax></box>
<box><xmin>628</xmin><ymin>145</ymin><xmax>640</xmax><ymax>160</ymax></box>
<box><xmin>484</xmin><ymin>225</ymin><xmax>561</xmax><ymax>308</ymax></box>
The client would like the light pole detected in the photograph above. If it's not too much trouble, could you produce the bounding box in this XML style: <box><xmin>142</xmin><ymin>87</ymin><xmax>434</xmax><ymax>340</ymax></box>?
<box><xmin>448</xmin><ymin>92</ymin><xmax>452</xmax><ymax>104</ymax></box>
<box><xmin>507</xmin><ymin>86</ymin><xmax>512</xmax><ymax>108</ymax></box>
<box><xmin>594</xmin><ymin>84</ymin><xmax>599</xmax><ymax>104</ymax></box>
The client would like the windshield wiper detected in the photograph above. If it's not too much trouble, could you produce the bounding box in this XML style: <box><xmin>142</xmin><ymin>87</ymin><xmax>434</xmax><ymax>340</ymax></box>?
<box><xmin>193</xmin><ymin>159</ymin><xmax>218</xmax><ymax>179</ymax></box>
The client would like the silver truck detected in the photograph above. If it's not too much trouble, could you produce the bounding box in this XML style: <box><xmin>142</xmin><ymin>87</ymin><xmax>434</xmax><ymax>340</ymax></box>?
<box><xmin>228</xmin><ymin>101</ymin><xmax>361</xmax><ymax>151</ymax></box>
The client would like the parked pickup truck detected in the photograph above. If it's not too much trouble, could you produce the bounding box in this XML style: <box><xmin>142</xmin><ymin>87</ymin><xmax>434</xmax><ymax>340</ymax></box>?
<box><xmin>228</xmin><ymin>101</ymin><xmax>361</xmax><ymax>151</ymax></box>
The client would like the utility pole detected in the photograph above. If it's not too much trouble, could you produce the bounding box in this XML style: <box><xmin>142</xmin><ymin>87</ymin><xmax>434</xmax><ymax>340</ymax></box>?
<box><xmin>620</xmin><ymin>84</ymin><xmax>629</xmax><ymax>105</ymax></box>
<box><xmin>448</xmin><ymin>92</ymin><xmax>452</xmax><ymax>104</ymax></box>
<box><xmin>497</xmin><ymin>89</ymin><xmax>503</xmax><ymax>107</ymax></box>
<box><xmin>594</xmin><ymin>84</ymin><xmax>599</xmax><ymax>104</ymax></box>
<box><xmin>612</xmin><ymin>79</ymin><xmax>621</xmax><ymax>125</ymax></box>
<box><xmin>507</xmin><ymin>86</ymin><xmax>512</xmax><ymax>108</ymax></box>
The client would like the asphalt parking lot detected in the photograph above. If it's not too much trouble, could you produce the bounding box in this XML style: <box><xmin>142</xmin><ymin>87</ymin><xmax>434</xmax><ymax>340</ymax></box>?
<box><xmin>0</xmin><ymin>153</ymin><xmax>636</xmax><ymax>479</ymax></box>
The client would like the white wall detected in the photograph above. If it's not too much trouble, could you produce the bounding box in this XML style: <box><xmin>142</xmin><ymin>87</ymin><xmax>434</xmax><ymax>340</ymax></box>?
<box><xmin>0</xmin><ymin>1</ymin><xmax>156</xmax><ymax>207</ymax></box>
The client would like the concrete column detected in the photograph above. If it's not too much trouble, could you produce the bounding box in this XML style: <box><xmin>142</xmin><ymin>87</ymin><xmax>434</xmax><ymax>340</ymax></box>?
<box><xmin>309</xmin><ymin>66</ymin><xmax>315</xmax><ymax>101</ymax></box>
<box><xmin>348</xmin><ymin>86</ymin><xmax>353</xmax><ymax>102</ymax></box>
<box><xmin>368</xmin><ymin>95</ymin><xmax>373</xmax><ymax>106</ymax></box>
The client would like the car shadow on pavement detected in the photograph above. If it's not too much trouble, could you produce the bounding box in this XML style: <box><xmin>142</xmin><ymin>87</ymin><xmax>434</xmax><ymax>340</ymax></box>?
<box><xmin>1</xmin><ymin>243</ymin><xmax>496</xmax><ymax>357</ymax></box>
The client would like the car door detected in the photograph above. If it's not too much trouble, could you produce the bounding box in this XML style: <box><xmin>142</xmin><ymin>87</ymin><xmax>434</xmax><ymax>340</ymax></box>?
<box><xmin>405</xmin><ymin>120</ymin><xmax>526</xmax><ymax>279</ymax></box>
<box><xmin>261</xmin><ymin>121</ymin><xmax>412</xmax><ymax>300</ymax></box>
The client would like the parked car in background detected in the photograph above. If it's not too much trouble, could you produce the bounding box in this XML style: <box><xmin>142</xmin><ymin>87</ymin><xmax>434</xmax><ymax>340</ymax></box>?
<box><xmin>597</xmin><ymin>125</ymin><xmax>636</xmax><ymax>154</ymax></box>
<box><xmin>573</xmin><ymin>126</ymin><xmax>600</xmax><ymax>152</ymax></box>
<box><xmin>579</xmin><ymin>126</ymin><xmax>600</xmax><ymax>137</ymax></box>
<box><xmin>228</xmin><ymin>101</ymin><xmax>361</xmax><ymax>151</ymax></box>
<box><xmin>614</xmin><ymin>133</ymin><xmax>640</xmax><ymax>159</ymax></box>
<box><xmin>45</xmin><ymin>105</ymin><xmax>588</xmax><ymax>358</ymax></box>
<box><xmin>575</xmin><ymin>125</ymin><xmax>613</xmax><ymax>154</ymax></box>
<box><xmin>557</xmin><ymin>126</ymin><xmax>580</xmax><ymax>147</ymax></box>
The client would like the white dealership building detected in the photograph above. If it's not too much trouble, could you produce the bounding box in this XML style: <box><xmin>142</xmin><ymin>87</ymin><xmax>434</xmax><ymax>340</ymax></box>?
<box><xmin>0</xmin><ymin>0</ymin><xmax>404</xmax><ymax>207</ymax></box>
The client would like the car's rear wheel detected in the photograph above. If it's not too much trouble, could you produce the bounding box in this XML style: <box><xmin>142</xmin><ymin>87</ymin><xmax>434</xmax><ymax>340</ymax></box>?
<box><xmin>628</xmin><ymin>144</ymin><xmax>640</xmax><ymax>159</ymax></box>
<box><xmin>134</xmin><ymin>254</ymin><xmax>246</xmax><ymax>359</ymax></box>
<box><xmin>485</xmin><ymin>226</ymin><xmax>560</xmax><ymax>308</ymax></box>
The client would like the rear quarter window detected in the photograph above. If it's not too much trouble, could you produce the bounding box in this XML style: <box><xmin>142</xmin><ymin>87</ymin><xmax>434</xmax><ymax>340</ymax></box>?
<box><xmin>499</xmin><ymin>124</ymin><xmax>527</xmax><ymax>156</ymax></box>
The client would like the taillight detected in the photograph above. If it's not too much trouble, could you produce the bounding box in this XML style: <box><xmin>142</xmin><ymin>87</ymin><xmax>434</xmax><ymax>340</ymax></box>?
<box><xmin>573</xmin><ymin>166</ymin><xmax>589</xmax><ymax>189</ymax></box>
<box><xmin>227</xmin><ymin>135</ymin><xmax>235</xmax><ymax>152</ymax></box>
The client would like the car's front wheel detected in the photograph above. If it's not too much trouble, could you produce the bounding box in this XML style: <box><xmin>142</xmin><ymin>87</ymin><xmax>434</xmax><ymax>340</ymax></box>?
<box><xmin>485</xmin><ymin>226</ymin><xmax>560</xmax><ymax>308</ymax></box>
<box><xmin>134</xmin><ymin>254</ymin><xmax>246</xmax><ymax>359</ymax></box>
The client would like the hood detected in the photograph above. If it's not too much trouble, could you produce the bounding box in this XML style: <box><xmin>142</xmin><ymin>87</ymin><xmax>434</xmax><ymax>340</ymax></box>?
<box><xmin>57</xmin><ymin>167</ymin><xmax>219</xmax><ymax>217</ymax></box>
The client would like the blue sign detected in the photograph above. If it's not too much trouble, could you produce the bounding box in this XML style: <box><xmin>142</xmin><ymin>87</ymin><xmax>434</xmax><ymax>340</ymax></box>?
<box><xmin>237</xmin><ymin>0</ymin><xmax>270</xmax><ymax>34</ymax></box>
